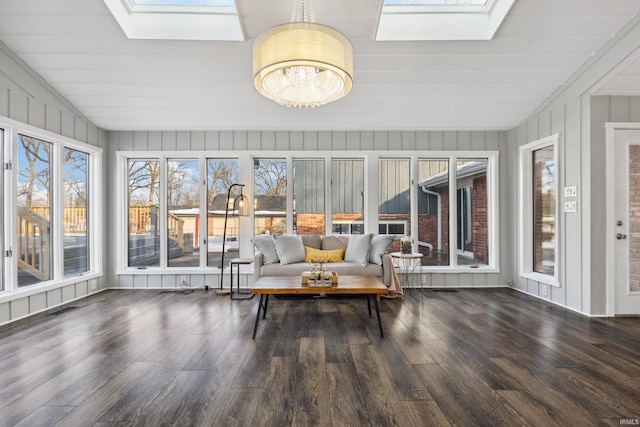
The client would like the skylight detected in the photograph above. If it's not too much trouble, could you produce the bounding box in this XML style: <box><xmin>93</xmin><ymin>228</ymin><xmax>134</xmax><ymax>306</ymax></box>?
<box><xmin>377</xmin><ymin>0</ymin><xmax>514</xmax><ymax>41</ymax></box>
<box><xmin>131</xmin><ymin>0</ymin><xmax>233</xmax><ymax>5</ymax></box>
<box><xmin>102</xmin><ymin>0</ymin><xmax>243</xmax><ymax>41</ymax></box>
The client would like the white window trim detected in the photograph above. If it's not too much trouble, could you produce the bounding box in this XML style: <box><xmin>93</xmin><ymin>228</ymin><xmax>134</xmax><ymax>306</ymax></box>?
<box><xmin>518</xmin><ymin>134</ymin><xmax>560</xmax><ymax>287</ymax></box>
<box><xmin>0</xmin><ymin>117</ymin><xmax>102</xmax><ymax>301</ymax></box>
<box><xmin>116</xmin><ymin>150</ymin><xmax>500</xmax><ymax>274</ymax></box>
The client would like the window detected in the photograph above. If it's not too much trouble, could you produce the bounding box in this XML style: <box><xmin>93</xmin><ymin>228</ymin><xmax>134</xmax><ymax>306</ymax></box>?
<box><xmin>332</xmin><ymin>159</ymin><xmax>364</xmax><ymax>234</ymax></box>
<box><xmin>207</xmin><ymin>159</ymin><xmax>239</xmax><ymax>268</ymax></box>
<box><xmin>379</xmin><ymin>221</ymin><xmax>406</xmax><ymax>235</ymax></box>
<box><xmin>377</xmin><ymin>0</ymin><xmax>514</xmax><ymax>41</ymax></box>
<box><xmin>2</xmin><ymin>120</ymin><xmax>101</xmax><ymax>292</ymax></box>
<box><xmin>103</xmin><ymin>0</ymin><xmax>243</xmax><ymax>41</ymax></box>
<box><xmin>293</xmin><ymin>159</ymin><xmax>325</xmax><ymax>235</ymax></box>
<box><xmin>418</xmin><ymin>159</ymin><xmax>450</xmax><ymax>266</ymax></box>
<box><xmin>456</xmin><ymin>159</ymin><xmax>489</xmax><ymax>266</ymax></box>
<box><xmin>127</xmin><ymin>160</ymin><xmax>160</xmax><ymax>268</ymax></box>
<box><xmin>0</xmin><ymin>128</ymin><xmax>4</xmax><ymax>291</ymax></box>
<box><xmin>167</xmin><ymin>159</ymin><xmax>199</xmax><ymax>268</ymax></box>
<box><xmin>63</xmin><ymin>148</ymin><xmax>90</xmax><ymax>276</ymax></box>
<box><xmin>378</xmin><ymin>159</ymin><xmax>410</xmax><ymax>253</ymax></box>
<box><xmin>519</xmin><ymin>134</ymin><xmax>559</xmax><ymax>285</ymax></box>
<box><xmin>254</xmin><ymin>159</ymin><xmax>287</xmax><ymax>236</ymax></box>
<box><xmin>116</xmin><ymin>151</ymin><xmax>499</xmax><ymax>273</ymax></box>
<box><xmin>17</xmin><ymin>135</ymin><xmax>53</xmax><ymax>286</ymax></box>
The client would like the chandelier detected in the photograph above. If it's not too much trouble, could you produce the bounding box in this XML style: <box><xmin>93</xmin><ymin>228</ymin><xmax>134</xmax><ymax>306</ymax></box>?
<box><xmin>252</xmin><ymin>0</ymin><xmax>353</xmax><ymax>108</ymax></box>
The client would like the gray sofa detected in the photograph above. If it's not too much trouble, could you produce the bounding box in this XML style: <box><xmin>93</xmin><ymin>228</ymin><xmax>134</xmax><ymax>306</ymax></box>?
<box><xmin>252</xmin><ymin>234</ymin><xmax>394</xmax><ymax>287</ymax></box>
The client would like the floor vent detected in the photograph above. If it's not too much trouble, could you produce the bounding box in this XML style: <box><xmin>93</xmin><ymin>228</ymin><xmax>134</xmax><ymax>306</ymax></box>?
<box><xmin>46</xmin><ymin>306</ymin><xmax>79</xmax><ymax>316</ymax></box>
<box><xmin>159</xmin><ymin>290</ymin><xmax>193</xmax><ymax>295</ymax></box>
<box><xmin>431</xmin><ymin>289</ymin><xmax>458</xmax><ymax>292</ymax></box>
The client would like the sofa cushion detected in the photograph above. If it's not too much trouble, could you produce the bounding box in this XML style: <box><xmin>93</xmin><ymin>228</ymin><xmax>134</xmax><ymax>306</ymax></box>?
<box><xmin>301</xmin><ymin>234</ymin><xmax>322</xmax><ymax>249</ymax></box>
<box><xmin>251</xmin><ymin>235</ymin><xmax>279</xmax><ymax>264</ymax></box>
<box><xmin>274</xmin><ymin>235</ymin><xmax>306</xmax><ymax>265</ymax></box>
<box><xmin>369</xmin><ymin>235</ymin><xmax>395</xmax><ymax>265</ymax></box>
<box><xmin>304</xmin><ymin>246</ymin><xmax>345</xmax><ymax>263</ymax></box>
<box><xmin>321</xmin><ymin>235</ymin><xmax>348</xmax><ymax>251</ymax></box>
<box><xmin>345</xmin><ymin>233</ymin><xmax>373</xmax><ymax>266</ymax></box>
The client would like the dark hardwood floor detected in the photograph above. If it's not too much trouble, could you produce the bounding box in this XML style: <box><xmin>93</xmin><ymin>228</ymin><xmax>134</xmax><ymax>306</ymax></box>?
<box><xmin>0</xmin><ymin>287</ymin><xmax>638</xmax><ymax>426</ymax></box>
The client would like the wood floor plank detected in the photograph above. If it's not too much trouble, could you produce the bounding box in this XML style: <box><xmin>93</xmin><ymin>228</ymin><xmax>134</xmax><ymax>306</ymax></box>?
<box><xmin>326</xmin><ymin>362</ymin><xmax>372</xmax><ymax>426</ymax></box>
<box><xmin>292</xmin><ymin>337</ymin><xmax>331</xmax><ymax>427</ymax></box>
<box><xmin>251</xmin><ymin>356</ymin><xmax>296</xmax><ymax>427</ymax></box>
<box><xmin>350</xmin><ymin>344</ymin><xmax>413</xmax><ymax>426</ymax></box>
<box><xmin>491</xmin><ymin>357</ymin><xmax>600</xmax><ymax>426</ymax></box>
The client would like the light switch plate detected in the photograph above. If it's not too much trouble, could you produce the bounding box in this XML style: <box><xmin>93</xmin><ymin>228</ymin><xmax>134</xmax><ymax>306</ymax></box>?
<box><xmin>564</xmin><ymin>186</ymin><xmax>577</xmax><ymax>197</ymax></box>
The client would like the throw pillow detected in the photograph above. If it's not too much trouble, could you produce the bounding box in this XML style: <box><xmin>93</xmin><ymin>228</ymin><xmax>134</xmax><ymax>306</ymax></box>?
<box><xmin>321</xmin><ymin>235</ymin><xmax>348</xmax><ymax>251</ymax></box>
<box><xmin>274</xmin><ymin>235</ymin><xmax>306</xmax><ymax>265</ymax></box>
<box><xmin>251</xmin><ymin>235</ymin><xmax>279</xmax><ymax>264</ymax></box>
<box><xmin>344</xmin><ymin>233</ymin><xmax>373</xmax><ymax>266</ymax></box>
<box><xmin>369</xmin><ymin>235</ymin><xmax>394</xmax><ymax>265</ymax></box>
<box><xmin>304</xmin><ymin>246</ymin><xmax>345</xmax><ymax>263</ymax></box>
<box><xmin>301</xmin><ymin>234</ymin><xmax>322</xmax><ymax>250</ymax></box>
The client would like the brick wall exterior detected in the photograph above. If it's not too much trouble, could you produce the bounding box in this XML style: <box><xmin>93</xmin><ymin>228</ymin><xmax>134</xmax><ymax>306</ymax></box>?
<box><xmin>472</xmin><ymin>175</ymin><xmax>488</xmax><ymax>264</ymax></box>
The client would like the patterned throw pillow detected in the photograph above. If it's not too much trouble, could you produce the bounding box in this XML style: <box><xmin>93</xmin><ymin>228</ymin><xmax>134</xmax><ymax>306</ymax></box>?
<box><xmin>369</xmin><ymin>235</ymin><xmax>394</xmax><ymax>265</ymax></box>
<box><xmin>251</xmin><ymin>235</ymin><xmax>280</xmax><ymax>264</ymax></box>
<box><xmin>304</xmin><ymin>246</ymin><xmax>345</xmax><ymax>263</ymax></box>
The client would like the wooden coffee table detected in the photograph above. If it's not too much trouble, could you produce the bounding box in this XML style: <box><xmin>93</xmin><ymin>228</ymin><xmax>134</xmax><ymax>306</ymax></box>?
<box><xmin>250</xmin><ymin>275</ymin><xmax>388</xmax><ymax>339</ymax></box>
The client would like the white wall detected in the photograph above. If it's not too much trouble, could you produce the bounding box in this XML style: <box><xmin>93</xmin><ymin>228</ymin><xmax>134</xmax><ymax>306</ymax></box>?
<box><xmin>0</xmin><ymin>41</ymin><xmax>108</xmax><ymax>325</ymax></box>
<box><xmin>106</xmin><ymin>129</ymin><xmax>514</xmax><ymax>290</ymax></box>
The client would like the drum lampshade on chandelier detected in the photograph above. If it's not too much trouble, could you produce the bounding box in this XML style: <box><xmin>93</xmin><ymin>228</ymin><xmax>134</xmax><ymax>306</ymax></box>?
<box><xmin>253</xmin><ymin>0</ymin><xmax>353</xmax><ymax>108</ymax></box>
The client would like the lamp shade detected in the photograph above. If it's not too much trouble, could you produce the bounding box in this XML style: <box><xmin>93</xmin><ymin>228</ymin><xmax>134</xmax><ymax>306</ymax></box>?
<box><xmin>253</xmin><ymin>22</ymin><xmax>353</xmax><ymax>108</ymax></box>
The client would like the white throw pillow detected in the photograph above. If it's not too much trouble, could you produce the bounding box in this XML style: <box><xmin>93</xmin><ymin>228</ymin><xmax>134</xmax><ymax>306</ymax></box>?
<box><xmin>344</xmin><ymin>233</ymin><xmax>373</xmax><ymax>266</ymax></box>
<box><xmin>274</xmin><ymin>235</ymin><xmax>306</xmax><ymax>265</ymax></box>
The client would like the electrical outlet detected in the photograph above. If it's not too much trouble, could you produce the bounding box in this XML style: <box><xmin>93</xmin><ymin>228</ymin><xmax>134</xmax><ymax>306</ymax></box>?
<box><xmin>91</xmin><ymin>282</ymin><xmax>97</xmax><ymax>290</ymax></box>
<box><xmin>180</xmin><ymin>275</ymin><xmax>188</xmax><ymax>285</ymax></box>
<box><xmin>421</xmin><ymin>274</ymin><xmax>427</xmax><ymax>284</ymax></box>
<box><xmin>541</xmin><ymin>285</ymin><xmax>549</xmax><ymax>297</ymax></box>
<box><xmin>564</xmin><ymin>201</ymin><xmax>577</xmax><ymax>213</ymax></box>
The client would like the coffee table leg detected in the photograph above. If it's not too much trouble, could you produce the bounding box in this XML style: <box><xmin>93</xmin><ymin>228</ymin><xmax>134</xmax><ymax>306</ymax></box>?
<box><xmin>366</xmin><ymin>295</ymin><xmax>372</xmax><ymax>317</ymax></box>
<box><xmin>372</xmin><ymin>295</ymin><xmax>384</xmax><ymax>338</ymax></box>
<box><xmin>253</xmin><ymin>294</ymin><xmax>264</xmax><ymax>339</ymax></box>
<box><xmin>263</xmin><ymin>294</ymin><xmax>269</xmax><ymax>319</ymax></box>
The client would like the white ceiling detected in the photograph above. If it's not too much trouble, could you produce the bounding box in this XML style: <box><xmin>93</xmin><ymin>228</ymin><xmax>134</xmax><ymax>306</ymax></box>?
<box><xmin>1</xmin><ymin>0</ymin><xmax>640</xmax><ymax>132</ymax></box>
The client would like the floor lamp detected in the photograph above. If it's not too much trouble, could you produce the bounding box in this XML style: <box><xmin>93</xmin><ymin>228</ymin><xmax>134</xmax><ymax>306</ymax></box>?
<box><xmin>217</xmin><ymin>183</ymin><xmax>249</xmax><ymax>295</ymax></box>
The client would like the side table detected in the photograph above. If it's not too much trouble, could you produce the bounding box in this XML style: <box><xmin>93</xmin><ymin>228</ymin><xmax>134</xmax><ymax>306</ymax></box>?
<box><xmin>389</xmin><ymin>252</ymin><xmax>423</xmax><ymax>290</ymax></box>
<box><xmin>230</xmin><ymin>258</ymin><xmax>254</xmax><ymax>300</ymax></box>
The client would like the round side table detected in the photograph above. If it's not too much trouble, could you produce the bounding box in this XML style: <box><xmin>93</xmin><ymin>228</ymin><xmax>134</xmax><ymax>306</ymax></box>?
<box><xmin>389</xmin><ymin>252</ymin><xmax>423</xmax><ymax>290</ymax></box>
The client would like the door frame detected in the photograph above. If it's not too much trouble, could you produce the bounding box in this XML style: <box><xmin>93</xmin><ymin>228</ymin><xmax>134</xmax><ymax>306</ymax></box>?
<box><xmin>605</xmin><ymin>122</ymin><xmax>640</xmax><ymax>316</ymax></box>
